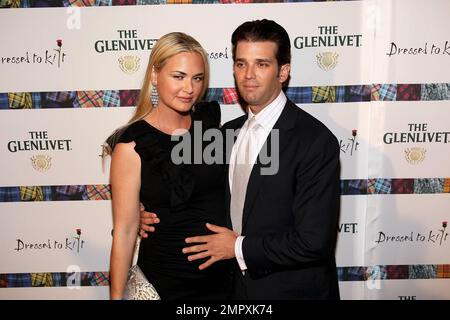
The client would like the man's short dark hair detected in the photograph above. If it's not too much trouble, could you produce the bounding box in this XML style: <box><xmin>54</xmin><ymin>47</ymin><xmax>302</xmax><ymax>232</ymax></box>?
<box><xmin>231</xmin><ymin>19</ymin><xmax>291</xmax><ymax>67</ymax></box>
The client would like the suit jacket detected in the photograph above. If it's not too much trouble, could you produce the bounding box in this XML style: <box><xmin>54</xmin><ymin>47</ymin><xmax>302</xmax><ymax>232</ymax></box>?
<box><xmin>222</xmin><ymin>99</ymin><xmax>340</xmax><ymax>300</ymax></box>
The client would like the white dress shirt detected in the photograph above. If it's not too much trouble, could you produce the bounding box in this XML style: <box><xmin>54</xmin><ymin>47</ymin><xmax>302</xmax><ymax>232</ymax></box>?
<box><xmin>229</xmin><ymin>90</ymin><xmax>287</xmax><ymax>271</ymax></box>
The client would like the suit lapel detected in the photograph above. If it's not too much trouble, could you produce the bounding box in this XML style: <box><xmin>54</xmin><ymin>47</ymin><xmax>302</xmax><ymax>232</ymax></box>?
<box><xmin>241</xmin><ymin>100</ymin><xmax>298</xmax><ymax>231</ymax></box>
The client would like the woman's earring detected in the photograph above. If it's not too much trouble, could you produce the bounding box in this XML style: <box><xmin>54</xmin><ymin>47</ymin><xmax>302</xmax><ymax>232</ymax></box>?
<box><xmin>151</xmin><ymin>85</ymin><xmax>159</xmax><ymax>106</ymax></box>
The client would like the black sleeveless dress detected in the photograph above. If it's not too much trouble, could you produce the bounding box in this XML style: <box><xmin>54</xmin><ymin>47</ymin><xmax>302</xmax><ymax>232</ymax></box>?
<box><xmin>117</xmin><ymin>101</ymin><xmax>231</xmax><ymax>300</ymax></box>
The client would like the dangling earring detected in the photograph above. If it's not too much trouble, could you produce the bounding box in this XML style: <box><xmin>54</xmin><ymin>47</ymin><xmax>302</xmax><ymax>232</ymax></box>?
<box><xmin>151</xmin><ymin>85</ymin><xmax>159</xmax><ymax>106</ymax></box>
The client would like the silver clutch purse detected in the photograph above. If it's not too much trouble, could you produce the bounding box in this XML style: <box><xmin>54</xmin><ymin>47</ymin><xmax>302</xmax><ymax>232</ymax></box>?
<box><xmin>123</xmin><ymin>265</ymin><xmax>161</xmax><ymax>300</ymax></box>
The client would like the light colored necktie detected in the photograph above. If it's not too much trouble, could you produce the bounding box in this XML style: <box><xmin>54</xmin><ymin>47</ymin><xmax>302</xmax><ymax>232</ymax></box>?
<box><xmin>230</xmin><ymin>117</ymin><xmax>259</xmax><ymax>235</ymax></box>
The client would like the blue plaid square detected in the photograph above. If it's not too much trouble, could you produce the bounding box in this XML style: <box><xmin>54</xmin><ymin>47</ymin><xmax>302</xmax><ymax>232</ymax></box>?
<box><xmin>285</xmin><ymin>87</ymin><xmax>312</xmax><ymax>104</ymax></box>
<box><xmin>7</xmin><ymin>273</ymin><xmax>32</xmax><ymax>288</ymax></box>
<box><xmin>0</xmin><ymin>93</ymin><xmax>9</xmax><ymax>109</ymax></box>
<box><xmin>103</xmin><ymin>90</ymin><xmax>120</xmax><ymax>107</ymax></box>
<box><xmin>0</xmin><ymin>187</ymin><xmax>21</xmax><ymax>202</ymax></box>
<box><xmin>368</xmin><ymin>178</ymin><xmax>392</xmax><ymax>194</ymax></box>
<box><xmin>204</xmin><ymin>88</ymin><xmax>223</xmax><ymax>103</ymax></box>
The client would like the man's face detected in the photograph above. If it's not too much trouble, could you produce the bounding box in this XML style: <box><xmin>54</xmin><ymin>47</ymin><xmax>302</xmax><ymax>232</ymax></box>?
<box><xmin>233</xmin><ymin>41</ymin><xmax>290</xmax><ymax>113</ymax></box>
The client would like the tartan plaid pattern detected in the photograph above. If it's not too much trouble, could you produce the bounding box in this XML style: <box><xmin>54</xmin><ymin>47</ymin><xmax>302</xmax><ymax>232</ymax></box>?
<box><xmin>367</xmin><ymin>178</ymin><xmax>391</xmax><ymax>194</ymax></box>
<box><xmin>31</xmin><ymin>92</ymin><xmax>42</xmax><ymax>108</ymax></box>
<box><xmin>391</xmin><ymin>178</ymin><xmax>415</xmax><ymax>194</ymax></box>
<box><xmin>396</xmin><ymin>84</ymin><xmax>421</xmax><ymax>101</ymax></box>
<box><xmin>20</xmin><ymin>0</ymin><xmax>31</xmax><ymax>6</ymax></box>
<box><xmin>437</xmin><ymin>265</ymin><xmax>450</xmax><ymax>279</ymax></box>
<box><xmin>20</xmin><ymin>186</ymin><xmax>52</xmax><ymax>201</ymax></box>
<box><xmin>386</xmin><ymin>265</ymin><xmax>409</xmax><ymax>279</ymax></box>
<box><xmin>90</xmin><ymin>272</ymin><xmax>110</xmax><ymax>286</ymax></box>
<box><xmin>335</xmin><ymin>85</ymin><xmax>345</xmax><ymax>102</ymax></box>
<box><xmin>342</xmin><ymin>266</ymin><xmax>366</xmax><ymax>281</ymax></box>
<box><xmin>53</xmin><ymin>185</ymin><xmax>88</xmax><ymax>200</ymax></box>
<box><xmin>8</xmin><ymin>92</ymin><xmax>32</xmax><ymax>109</ymax></box>
<box><xmin>45</xmin><ymin>91</ymin><xmax>76</xmax><ymax>108</ymax></box>
<box><xmin>103</xmin><ymin>90</ymin><xmax>120</xmax><ymax>107</ymax></box>
<box><xmin>137</xmin><ymin>0</ymin><xmax>166</xmax><ymax>4</ymax></box>
<box><xmin>204</xmin><ymin>88</ymin><xmax>223</xmax><ymax>103</ymax></box>
<box><xmin>443</xmin><ymin>178</ymin><xmax>450</xmax><ymax>193</ymax></box>
<box><xmin>74</xmin><ymin>91</ymin><xmax>104</xmax><ymax>108</ymax></box>
<box><xmin>0</xmin><ymin>274</ymin><xmax>7</xmax><ymax>288</ymax></box>
<box><xmin>421</xmin><ymin>83</ymin><xmax>450</xmax><ymax>101</ymax></box>
<box><xmin>7</xmin><ymin>273</ymin><xmax>32</xmax><ymax>287</ymax></box>
<box><xmin>223</xmin><ymin>87</ymin><xmax>239</xmax><ymax>104</ymax></box>
<box><xmin>95</xmin><ymin>0</ymin><xmax>111</xmax><ymax>4</ymax></box>
<box><xmin>409</xmin><ymin>265</ymin><xmax>437</xmax><ymax>279</ymax></box>
<box><xmin>219</xmin><ymin>0</ymin><xmax>252</xmax><ymax>3</ymax></box>
<box><xmin>52</xmin><ymin>273</ymin><xmax>66</xmax><ymax>286</ymax></box>
<box><xmin>31</xmin><ymin>273</ymin><xmax>53</xmax><ymax>287</ymax></box>
<box><xmin>371</xmin><ymin>84</ymin><xmax>397</xmax><ymax>101</ymax></box>
<box><xmin>414</xmin><ymin>178</ymin><xmax>444</xmax><ymax>194</ymax></box>
<box><xmin>85</xmin><ymin>184</ymin><xmax>112</xmax><ymax>200</ymax></box>
<box><xmin>0</xmin><ymin>187</ymin><xmax>21</xmax><ymax>202</ymax></box>
<box><xmin>1</xmin><ymin>0</ymin><xmax>20</xmax><ymax>7</ymax></box>
<box><xmin>312</xmin><ymin>86</ymin><xmax>335</xmax><ymax>103</ymax></box>
<box><xmin>346</xmin><ymin>85</ymin><xmax>371</xmax><ymax>102</ymax></box>
<box><xmin>120</xmin><ymin>89</ymin><xmax>140</xmax><ymax>106</ymax></box>
<box><xmin>340</xmin><ymin>179</ymin><xmax>367</xmax><ymax>195</ymax></box>
<box><xmin>192</xmin><ymin>0</ymin><xmax>219</xmax><ymax>3</ymax></box>
<box><xmin>365</xmin><ymin>265</ymin><xmax>387</xmax><ymax>280</ymax></box>
<box><xmin>62</xmin><ymin>0</ymin><xmax>95</xmax><ymax>5</ymax></box>
<box><xmin>112</xmin><ymin>0</ymin><xmax>136</xmax><ymax>5</ymax></box>
<box><xmin>167</xmin><ymin>0</ymin><xmax>191</xmax><ymax>3</ymax></box>
<box><xmin>285</xmin><ymin>87</ymin><xmax>312</xmax><ymax>103</ymax></box>
<box><xmin>0</xmin><ymin>93</ymin><xmax>9</xmax><ymax>109</ymax></box>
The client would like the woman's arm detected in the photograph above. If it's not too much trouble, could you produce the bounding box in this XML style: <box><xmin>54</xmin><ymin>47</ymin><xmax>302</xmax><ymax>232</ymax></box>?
<box><xmin>109</xmin><ymin>142</ymin><xmax>141</xmax><ymax>300</ymax></box>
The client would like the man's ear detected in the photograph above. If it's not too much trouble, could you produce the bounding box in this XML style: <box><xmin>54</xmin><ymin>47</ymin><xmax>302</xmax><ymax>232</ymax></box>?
<box><xmin>279</xmin><ymin>64</ymin><xmax>291</xmax><ymax>84</ymax></box>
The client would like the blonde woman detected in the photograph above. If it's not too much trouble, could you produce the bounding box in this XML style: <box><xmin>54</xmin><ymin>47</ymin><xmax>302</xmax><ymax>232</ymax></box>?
<box><xmin>107</xmin><ymin>32</ymin><xmax>230</xmax><ymax>300</ymax></box>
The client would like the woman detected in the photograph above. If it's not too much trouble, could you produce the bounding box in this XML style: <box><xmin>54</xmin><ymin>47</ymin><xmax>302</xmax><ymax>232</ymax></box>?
<box><xmin>107</xmin><ymin>32</ymin><xmax>230</xmax><ymax>300</ymax></box>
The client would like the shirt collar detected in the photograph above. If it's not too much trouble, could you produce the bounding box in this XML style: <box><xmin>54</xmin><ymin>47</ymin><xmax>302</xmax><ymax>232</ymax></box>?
<box><xmin>248</xmin><ymin>90</ymin><xmax>287</xmax><ymax>130</ymax></box>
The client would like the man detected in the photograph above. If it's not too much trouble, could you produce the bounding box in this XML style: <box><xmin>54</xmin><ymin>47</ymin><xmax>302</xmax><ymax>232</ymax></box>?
<box><xmin>140</xmin><ymin>19</ymin><xmax>340</xmax><ymax>299</ymax></box>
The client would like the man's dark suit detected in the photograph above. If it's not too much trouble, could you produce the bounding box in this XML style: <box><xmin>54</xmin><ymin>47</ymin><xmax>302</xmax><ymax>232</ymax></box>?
<box><xmin>223</xmin><ymin>99</ymin><xmax>340</xmax><ymax>300</ymax></box>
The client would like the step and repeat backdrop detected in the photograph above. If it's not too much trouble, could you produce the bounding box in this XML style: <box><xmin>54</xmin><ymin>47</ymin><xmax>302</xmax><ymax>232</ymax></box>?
<box><xmin>0</xmin><ymin>0</ymin><xmax>449</xmax><ymax>300</ymax></box>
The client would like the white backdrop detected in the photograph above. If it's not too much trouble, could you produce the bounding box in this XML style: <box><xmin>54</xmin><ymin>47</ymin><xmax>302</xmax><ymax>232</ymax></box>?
<box><xmin>0</xmin><ymin>0</ymin><xmax>449</xmax><ymax>300</ymax></box>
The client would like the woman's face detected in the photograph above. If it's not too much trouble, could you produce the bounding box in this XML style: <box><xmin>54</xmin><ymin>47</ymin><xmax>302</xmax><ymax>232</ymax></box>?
<box><xmin>153</xmin><ymin>51</ymin><xmax>205</xmax><ymax>113</ymax></box>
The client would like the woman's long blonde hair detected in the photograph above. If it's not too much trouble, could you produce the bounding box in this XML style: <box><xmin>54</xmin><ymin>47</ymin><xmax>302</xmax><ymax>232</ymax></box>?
<box><xmin>104</xmin><ymin>32</ymin><xmax>210</xmax><ymax>155</ymax></box>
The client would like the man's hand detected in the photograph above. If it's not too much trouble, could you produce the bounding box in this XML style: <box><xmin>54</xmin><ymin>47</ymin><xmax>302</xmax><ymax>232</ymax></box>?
<box><xmin>139</xmin><ymin>203</ymin><xmax>159</xmax><ymax>238</ymax></box>
<box><xmin>182</xmin><ymin>223</ymin><xmax>238</xmax><ymax>270</ymax></box>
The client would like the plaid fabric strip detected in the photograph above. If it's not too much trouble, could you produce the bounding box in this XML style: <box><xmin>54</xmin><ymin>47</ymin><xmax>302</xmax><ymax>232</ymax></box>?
<box><xmin>95</xmin><ymin>0</ymin><xmax>111</xmax><ymax>4</ymax></box>
<box><xmin>344</xmin><ymin>266</ymin><xmax>366</xmax><ymax>281</ymax></box>
<box><xmin>167</xmin><ymin>0</ymin><xmax>191</xmax><ymax>3</ymax></box>
<box><xmin>443</xmin><ymin>178</ymin><xmax>450</xmax><ymax>193</ymax></box>
<box><xmin>31</xmin><ymin>273</ymin><xmax>53</xmax><ymax>287</ymax></box>
<box><xmin>285</xmin><ymin>87</ymin><xmax>312</xmax><ymax>104</ymax></box>
<box><xmin>74</xmin><ymin>91</ymin><xmax>104</xmax><ymax>108</ymax></box>
<box><xmin>365</xmin><ymin>265</ymin><xmax>387</xmax><ymax>280</ymax></box>
<box><xmin>204</xmin><ymin>88</ymin><xmax>223</xmax><ymax>103</ymax></box>
<box><xmin>421</xmin><ymin>83</ymin><xmax>450</xmax><ymax>101</ymax></box>
<box><xmin>52</xmin><ymin>273</ymin><xmax>66</xmax><ymax>286</ymax></box>
<box><xmin>1</xmin><ymin>0</ymin><xmax>20</xmax><ymax>7</ymax></box>
<box><xmin>7</xmin><ymin>273</ymin><xmax>32</xmax><ymax>288</ymax></box>
<box><xmin>85</xmin><ymin>185</ymin><xmax>112</xmax><ymax>200</ymax></box>
<box><xmin>346</xmin><ymin>85</ymin><xmax>371</xmax><ymax>102</ymax></box>
<box><xmin>371</xmin><ymin>84</ymin><xmax>397</xmax><ymax>101</ymax></box>
<box><xmin>391</xmin><ymin>178</ymin><xmax>415</xmax><ymax>194</ymax></box>
<box><xmin>112</xmin><ymin>0</ymin><xmax>136</xmax><ymax>5</ymax></box>
<box><xmin>0</xmin><ymin>274</ymin><xmax>7</xmax><ymax>288</ymax></box>
<box><xmin>120</xmin><ymin>89</ymin><xmax>140</xmax><ymax>106</ymax></box>
<box><xmin>223</xmin><ymin>88</ymin><xmax>239</xmax><ymax>104</ymax></box>
<box><xmin>31</xmin><ymin>92</ymin><xmax>42</xmax><ymax>109</ymax></box>
<box><xmin>343</xmin><ymin>179</ymin><xmax>367</xmax><ymax>195</ymax></box>
<box><xmin>409</xmin><ymin>265</ymin><xmax>437</xmax><ymax>279</ymax></box>
<box><xmin>192</xmin><ymin>0</ymin><xmax>219</xmax><ymax>3</ymax></box>
<box><xmin>54</xmin><ymin>185</ymin><xmax>88</xmax><ymax>200</ymax></box>
<box><xmin>20</xmin><ymin>0</ymin><xmax>31</xmax><ymax>6</ymax></box>
<box><xmin>414</xmin><ymin>178</ymin><xmax>444</xmax><ymax>194</ymax></box>
<box><xmin>396</xmin><ymin>84</ymin><xmax>421</xmax><ymax>101</ymax></box>
<box><xmin>335</xmin><ymin>86</ymin><xmax>345</xmax><ymax>102</ymax></box>
<box><xmin>367</xmin><ymin>178</ymin><xmax>391</xmax><ymax>194</ymax></box>
<box><xmin>91</xmin><ymin>272</ymin><xmax>110</xmax><ymax>286</ymax></box>
<box><xmin>437</xmin><ymin>265</ymin><xmax>450</xmax><ymax>279</ymax></box>
<box><xmin>0</xmin><ymin>93</ymin><xmax>9</xmax><ymax>109</ymax></box>
<box><xmin>20</xmin><ymin>186</ymin><xmax>44</xmax><ymax>201</ymax></box>
<box><xmin>8</xmin><ymin>92</ymin><xmax>32</xmax><ymax>109</ymax></box>
<box><xmin>45</xmin><ymin>91</ymin><xmax>76</xmax><ymax>108</ymax></box>
<box><xmin>386</xmin><ymin>265</ymin><xmax>409</xmax><ymax>279</ymax></box>
<box><xmin>0</xmin><ymin>187</ymin><xmax>21</xmax><ymax>202</ymax></box>
<box><xmin>350</xmin><ymin>85</ymin><xmax>371</xmax><ymax>96</ymax></box>
<box><xmin>62</xmin><ymin>0</ymin><xmax>96</xmax><ymax>6</ymax></box>
<box><xmin>312</xmin><ymin>86</ymin><xmax>335</xmax><ymax>103</ymax></box>
<box><xmin>102</xmin><ymin>90</ymin><xmax>120</xmax><ymax>107</ymax></box>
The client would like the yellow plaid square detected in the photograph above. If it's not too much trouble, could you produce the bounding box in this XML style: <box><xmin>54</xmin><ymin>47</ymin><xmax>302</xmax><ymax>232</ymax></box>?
<box><xmin>31</xmin><ymin>273</ymin><xmax>53</xmax><ymax>287</ymax></box>
<box><xmin>443</xmin><ymin>178</ymin><xmax>450</xmax><ymax>193</ymax></box>
<box><xmin>312</xmin><ymin>86</ymin><xmax>336</xmax><ymax>103</ymax></box>
<box><xmin>437</xmin><ymin>265</ymin><xmax>450</xmax><ymax>278</ymax></box>
<box><xmin>8</xmin><ymin>92</ymin><xmax>32</xmax><ymax>109</ymax></box>
<box><xmin>20</xmin><ymin>186</ymin><xmax>44</xmax><ymax>201</ymax></box>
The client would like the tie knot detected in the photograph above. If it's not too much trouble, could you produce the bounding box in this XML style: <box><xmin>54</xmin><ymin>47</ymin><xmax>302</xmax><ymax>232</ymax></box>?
<box><xmin>247</xmin><ymin>116</ymin><xmax>259</xmax><ymax>131</ymax></box>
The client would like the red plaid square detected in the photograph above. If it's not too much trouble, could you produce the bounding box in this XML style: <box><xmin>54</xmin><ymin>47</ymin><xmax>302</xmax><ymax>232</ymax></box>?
<box><xmin>223</xmin><ymin>88</ymin><xmax>239</xmax><ymax>104</ymax></box>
